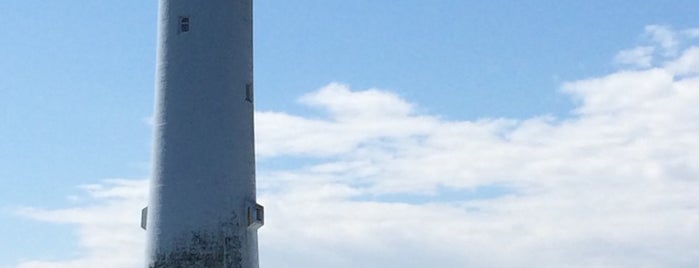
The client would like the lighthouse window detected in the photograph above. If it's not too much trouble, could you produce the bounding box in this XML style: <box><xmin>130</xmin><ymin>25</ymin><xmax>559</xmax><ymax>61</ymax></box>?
<box><xmin>180</xmin><ymin>17</ymin><xmax>190</xmax><ymax>33</ymax></box>
<box><xmin>255</xmin><ymin>204</ymin><xmax>264</xmax><ymax>222</ymax></box>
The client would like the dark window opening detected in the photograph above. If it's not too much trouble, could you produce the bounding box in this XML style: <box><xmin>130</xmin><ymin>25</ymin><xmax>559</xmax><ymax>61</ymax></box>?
<box><xmin>255</xmin><ymin>205</ymin><xmax>264</xmax><ymax>222</ymax></box>
<box><xmin>180</xmin><ymin>17</ymin><xmax>190</xmax><ymax>33</ymax></box>
<box><xmin>246</xmin><ymin>203</ymin><xmax>264</xmax><ymax>228</ymax></box>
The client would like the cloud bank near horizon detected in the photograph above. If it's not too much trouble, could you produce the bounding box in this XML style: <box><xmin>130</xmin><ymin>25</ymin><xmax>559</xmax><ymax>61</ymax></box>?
<box><xmin>8</xmin><ymin>25</ymin><xmax>699</xmax><ymax>268</ymax></box>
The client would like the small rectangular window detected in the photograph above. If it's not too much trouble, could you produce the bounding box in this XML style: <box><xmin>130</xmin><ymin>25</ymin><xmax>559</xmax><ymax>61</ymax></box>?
<box><xmin>246</xmin><ymin>203</ymin><xmax>264</xmax><ymax>229</ymax></box>
<box><xmin>255</xmin><ymin>205</ymin><xmax>264</xmax><ymax>222</ymax></box>
<box><xmin>180</xmin><ymin>17</ymin><xmax>190</xmax><ymax>33</ymax></box>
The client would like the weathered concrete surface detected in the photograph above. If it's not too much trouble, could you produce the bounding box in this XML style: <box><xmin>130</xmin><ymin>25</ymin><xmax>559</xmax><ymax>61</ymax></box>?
<box><xmin>151</xmin><ymin>221</ymin><xmax>243</xmax><ymax>268</ymax></box>
<box><xmin>145</xmin><ymin>0</ymin><xmax>261</xmax><ymax>267</ymax></box>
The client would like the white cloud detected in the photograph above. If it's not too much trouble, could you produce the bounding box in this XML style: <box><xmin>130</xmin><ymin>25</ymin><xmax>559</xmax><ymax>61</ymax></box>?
<box><xmin>299</xmin><ymin>82</ymin><xmax>414</xmax><ymax>120</ymax></box>
<box><xmin>10</xmin><ymin>26</ymin><xmax>699</xmax><ymax>267</ymax></box>
<box><xmin>11</xmin><ymin>180</ymin><xmax>148</xmax><ymax>268</ymax></box>
<box><xmin>255</xmin><ymin>83</ymin><xmax>439</xmax><ymax>158</ymax></box>
<box><xmin>256</xmin><ymin>57</ymin><xmax>699</xmax><ymax>266</ymax></box>
<box><xmin>645</xmin><ymin>25</ymin><xmax>679</xmax><ymax>56</ymax></box>
<box><xmin>665</xmin><ymin>47</ymin><xmax>699</xmax><ymax>77</ymax></box>
<box><xmin>613</xmin><ymin>46</ymin><xmax>655</xmax><ymax>68</ymax></box>
<box><xmin>614</xmin><ymin>25</ymin><xmax>699</xmax><ymax>70</ymax></box>
<box><xmin>682</xmin><ymin>28</ymin><xmax>699</xmax><ymax>39</ymax></box>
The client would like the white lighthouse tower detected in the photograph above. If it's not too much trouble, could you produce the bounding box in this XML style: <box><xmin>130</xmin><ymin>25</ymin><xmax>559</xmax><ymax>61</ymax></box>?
<box><xmin>143</xmin><ymin>0</ymin><xmax>262</xmax><ymax>267</ymax></box>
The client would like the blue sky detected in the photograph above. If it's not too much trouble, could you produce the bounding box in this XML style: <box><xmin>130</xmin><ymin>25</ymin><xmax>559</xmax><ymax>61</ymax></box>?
<box><xmin>2</xmin><ymin>1</ymin><xmax>699</xmax><ymax>267</ymax></box>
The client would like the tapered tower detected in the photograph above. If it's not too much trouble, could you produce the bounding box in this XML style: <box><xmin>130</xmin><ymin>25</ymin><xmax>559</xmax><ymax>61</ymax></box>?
<box><xmin>143</xmin><ymin>1</ymin><xmax>262</xmax><ymax>267</ymax></box>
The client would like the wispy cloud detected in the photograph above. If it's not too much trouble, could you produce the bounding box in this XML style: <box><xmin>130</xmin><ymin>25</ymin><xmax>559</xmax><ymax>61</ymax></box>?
<box><xmin>10</xmin><ymin>26</ymin><xmax>699</xmax><ymax>268</ymax></box>
<box><xmin>645</xmin><ymin>25</ymin><xmax>679</xmax><ymax>56</ymax></box>
<box><xmin>615</xmin><ymin>25</ymin><xmax>699</xmax><ymax>70</ymax></box>
<box><xmin>613</xmin><ymin>46</ymin><xmax>655</xmax><ymax>68</ymax></box>
<box><xmin>12</xmin><ymin>180</ymin><xmax>147</xmax><ymax>268</ymax></box>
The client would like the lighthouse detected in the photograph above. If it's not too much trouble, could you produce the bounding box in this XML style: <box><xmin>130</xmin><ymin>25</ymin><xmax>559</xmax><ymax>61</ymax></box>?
<box><xmin>143</xmin><ymin>0</ymin><xmax>262</xmax><ymax>267</ymax></box>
